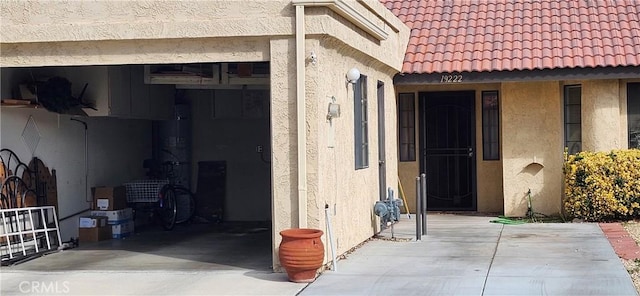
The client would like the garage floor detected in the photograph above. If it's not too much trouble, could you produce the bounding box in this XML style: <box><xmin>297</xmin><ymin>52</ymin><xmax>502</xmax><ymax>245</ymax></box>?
<box><xmin>8</xmin><ymin>221</ymin><xmax>273</xmax><ymax>272</ymax></box>
<box><xmin>1</xmin><ymin>222</ymin><xmax>309</xmax><ymax>295</ymax></box>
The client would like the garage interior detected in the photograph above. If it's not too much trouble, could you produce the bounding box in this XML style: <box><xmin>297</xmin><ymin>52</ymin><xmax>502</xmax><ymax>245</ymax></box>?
<box><xmin>0</xmin><ymin>62</ymin><xmax>273</xmax><ymax>270</ymax></box>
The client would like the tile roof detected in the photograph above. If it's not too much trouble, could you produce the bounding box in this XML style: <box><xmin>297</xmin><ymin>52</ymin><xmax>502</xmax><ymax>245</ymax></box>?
<box><xmin>381</xmin><ymin>0</ymin><xmax>640</xmax><ymax>74</ymax></box>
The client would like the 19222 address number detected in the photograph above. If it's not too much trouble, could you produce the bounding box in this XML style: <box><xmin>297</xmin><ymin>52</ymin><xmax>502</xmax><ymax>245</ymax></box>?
<box><xmin>440</xmin><ymin>74</ymin><xmax>463</xmax><ymax>83</ymax></box>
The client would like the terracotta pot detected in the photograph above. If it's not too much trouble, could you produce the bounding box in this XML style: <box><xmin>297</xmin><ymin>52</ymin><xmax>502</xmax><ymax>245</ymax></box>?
<box><xmin>278</xmin><ymin>228</ymin><xmax>324</xmax><ymax>283</ymax></box>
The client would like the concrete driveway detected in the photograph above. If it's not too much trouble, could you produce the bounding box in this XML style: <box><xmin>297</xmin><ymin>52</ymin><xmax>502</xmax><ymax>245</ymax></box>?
<box><xmin>1</xmin><ymin>215</ymin><xmax>636</xmax><ymax>295</ymax></box>
<box><xmin>300</xmin><ymin>214</ymin><xmax>637</xmax><ymax>296</ymax></box>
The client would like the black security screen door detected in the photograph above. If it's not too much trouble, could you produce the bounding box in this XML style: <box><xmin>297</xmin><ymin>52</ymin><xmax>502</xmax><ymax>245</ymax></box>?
<box><xmin>419</xmin><ymin>91</ymin><xmax>477</xmax><ymax>210</ymax></box>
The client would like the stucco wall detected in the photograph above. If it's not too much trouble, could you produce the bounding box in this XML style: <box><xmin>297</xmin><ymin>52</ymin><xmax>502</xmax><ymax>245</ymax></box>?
<box><xmin>306</xmin><ymin>35</ymin><xmax>399</xmax><ymax>262</ymax></box>
<box><xmin>0</xmin><ymin>0</ymin><xmax>294</xmax><ymax>43</ymax></box>
<box><xmin>582</xmin><ymin>80</ymin><xmax>622</xmax><ymax>151</ymax></box>
<box><xmin>501</xmin><ymin>81</ymin><xmax>563</xmax><ymax>217</ymax></box>
<box><xmin>268</xmin><ymin>1</ymin><xmax>408</xmax><ymax>269</ymax></box>
<box><xmin>269</xmin><ymin>37</ymin><xmax>298</xmax><ymax>268</ymax></box>
<box><xmin>1</xmin><ymin>37</ymin><xmax>271</xmax><ymax>67</ymax></box>
<box><xmin>394</xmin><ymin>84</ymin><xmax>504</xmax><ymax>214</ymax></box>
<box><xmin>271</xmin><ymin>33</ymin><xmax>404</xmax><ymax>270</ymax></box>
<box><xmin>1</xmin><ymin>1</ymin><xmax>408</xmax><ymax>72</ymax></box>
<box><xmin>0</xmin><ymin>108</ymin><xmax>151</xmax><ymax>240</ymax></box>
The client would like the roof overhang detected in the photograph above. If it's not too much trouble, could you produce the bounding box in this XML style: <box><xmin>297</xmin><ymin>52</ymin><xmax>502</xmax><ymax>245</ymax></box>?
<box><xmin>292</xmin><ymin>0</ymin><xmax>389</xmax><ymax>41</ymax></box>
<box><xmin>394</xmin><ymin>66</ymin><xmax>640</xmax><ymax>85</ymax></box>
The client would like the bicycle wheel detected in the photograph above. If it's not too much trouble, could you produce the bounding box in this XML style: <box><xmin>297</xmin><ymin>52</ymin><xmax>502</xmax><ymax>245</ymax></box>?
<box><xmin>174</xmin><ymin>186</ymin><xmax>196</xmax><ymax>224</ymax></box>
<box><xmin>157</xmin><ymin>185</ymin><xmax>177</xmax><ymax>230</ymax></box>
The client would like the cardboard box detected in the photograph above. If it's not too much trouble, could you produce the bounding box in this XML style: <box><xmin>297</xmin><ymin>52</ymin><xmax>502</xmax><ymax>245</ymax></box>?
<box><xmin>92</xmin><ymin>186</ymin><xmax>127</xmax><ymax>211</ymax></box>
<box><xmin>79</xmin><ymin>226</ymin><xmax>112</xmax><ymax>243</ymax></box>
<box><xmin>90</xmin><ymin>208</ymin><xmax>133</xmax><ymax>225</ymax></box>
<box><xmin>79</xmin><ymin>216</ymin><xmax>108</xmax><ymax>228</ymax></box>
<box><xmin>112</xmin><ymin>220</ymin><xmax>135</xmax><ymax>239</ymax></box>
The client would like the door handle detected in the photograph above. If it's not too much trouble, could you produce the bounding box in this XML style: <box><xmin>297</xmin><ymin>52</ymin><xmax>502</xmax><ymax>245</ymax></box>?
<box><xmin>468</xmin><ymin>147</ymin><xmax>473</xmax><ymax>158</ymax></box>
<box><xmin>379</xmin><ymin>160</ymin><xmax>385</xmax><ymax>165</ymax></box>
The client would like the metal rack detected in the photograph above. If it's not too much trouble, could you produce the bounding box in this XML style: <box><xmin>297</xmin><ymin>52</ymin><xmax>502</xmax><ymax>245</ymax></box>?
<box><xmin>124</xmin><ymin>179</ymin><xmax>169</xmax><ymax>203</ymax></box>
<box><xmin>0</xmin><ymin>206</ymin><xmax>61</xmax><ymax>265</ymax></box>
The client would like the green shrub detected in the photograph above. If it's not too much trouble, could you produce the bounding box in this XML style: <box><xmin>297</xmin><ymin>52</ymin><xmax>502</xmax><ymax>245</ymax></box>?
<box><xmin>563</xmin><ymin>149</ymin><xmax>640</xmax><ymax>221</ymax></box>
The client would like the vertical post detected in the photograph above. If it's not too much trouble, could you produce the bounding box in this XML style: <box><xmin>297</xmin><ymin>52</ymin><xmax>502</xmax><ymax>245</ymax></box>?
<box><xmin>420</xmin><ymin>174</ymin><xmax>427</xmax><ymax>235</ymax></box>
<box><xmin>389</xmin><ymin>188</ymin><xmax>395</xmax><ymax>239</ymax></box>
<box><xmin>295</xmin><ymin>4</ymin><xmax>308</xmax><ymax>229</ymax></box>
<box><xmin>415</xmin><ymin>176</ymin><xmax>422</xmax><ymax>241</ymax></box>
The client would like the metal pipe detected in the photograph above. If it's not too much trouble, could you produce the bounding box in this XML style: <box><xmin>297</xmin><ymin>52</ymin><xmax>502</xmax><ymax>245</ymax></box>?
<box><xmin>325</xmin><ymin>204</ymin><xmax>337</xmax><ymax>271</ymax></box>
<box><xmin>421</xmin><ymin>173</ymin><xmax>427</xmax><ymax>235</ymax></box>
<box><xmin>58</xmin><ymin>208</ymin><xmax>91</xmax><ymax>222</ymax></box>
<box><xmin>70</xmin><ymin>118</ymin><xmax>90</xmax><ymax>203</ymax></box>
<box><xmin>415</xmin><ymin>176</ymin><xmax>421</xmax><ymax>241</ymax></box>
<box><xmin>295</xmin><ymin>4</ymin><xmax>308</xmax><ymax>228</ymax></box>
<box><xmin>390</xmin><ymin>188</ymin><xmax>395</xmax><ymax>239</ymax></box>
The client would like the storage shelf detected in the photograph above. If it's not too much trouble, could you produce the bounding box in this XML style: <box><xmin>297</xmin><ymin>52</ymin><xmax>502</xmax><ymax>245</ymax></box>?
<box><xmin>1</xmin><ymin>99</ymin><xmax>40</xmax><ymax>109</ymax></box>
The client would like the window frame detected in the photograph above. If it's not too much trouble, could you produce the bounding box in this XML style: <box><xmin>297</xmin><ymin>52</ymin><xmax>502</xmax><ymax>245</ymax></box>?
<box><xmin>481</xmin><ymin>91</ymin><xmax>500</xmax><ymax>160</ymax></box>
<box><xmin>564</xmin><ymin>84</ymin><xmax>582</xmax><ymax>154</ymax></box>
<box><xmin>398</xmin><ymin>93</ymin><xmax>416</xmax><ymax>162</ymax></box>
<box><xmin>354</xmin><ymin>75</ymin><xmax>369</xmax><ymax>169</ymax></box>
<box><xmin>628</xmin><ymin>82</ymin><xmax>640</xmax><ymax>149</ymax></box>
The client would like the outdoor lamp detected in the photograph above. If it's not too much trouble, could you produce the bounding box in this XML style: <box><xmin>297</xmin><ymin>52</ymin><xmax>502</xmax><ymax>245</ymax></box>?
<box><xmin>346</xmin><ymin>68</ymin><xmax>360</xmax><ymax>84</ymax></box>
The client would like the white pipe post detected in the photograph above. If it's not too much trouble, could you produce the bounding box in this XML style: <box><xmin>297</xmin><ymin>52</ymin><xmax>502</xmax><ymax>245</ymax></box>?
<box><xmin>295</xmin><ymin>4</ymin><xmax>308</xmax><ymax>228</ymax></box>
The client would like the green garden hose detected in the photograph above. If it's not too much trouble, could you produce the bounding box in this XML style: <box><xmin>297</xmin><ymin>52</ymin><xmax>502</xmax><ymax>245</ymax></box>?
<box><xmin>490</xmin><ymin>216</ymin><xmax>526</xmax><ymax>225</ymax></box>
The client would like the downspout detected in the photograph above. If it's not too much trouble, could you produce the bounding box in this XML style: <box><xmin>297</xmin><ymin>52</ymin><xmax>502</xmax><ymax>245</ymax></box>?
<box><xmin>295</xmin><ymin>4</ymin><xmax>308</xmax><ymax>228</ymax></box>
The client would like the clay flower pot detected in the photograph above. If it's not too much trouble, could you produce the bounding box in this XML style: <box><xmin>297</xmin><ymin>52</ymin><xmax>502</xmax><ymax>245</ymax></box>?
<box><xmin>278</xmin><ymin>228</ymin><xmax>324</xmax><ymax>283</ymax></box>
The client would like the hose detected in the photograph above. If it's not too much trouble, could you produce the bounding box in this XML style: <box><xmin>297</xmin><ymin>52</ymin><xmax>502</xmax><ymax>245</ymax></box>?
<box><xmin>490</xmin><ymin>216</ymin><xmax>526</xmax><ymax>225</ymax></box>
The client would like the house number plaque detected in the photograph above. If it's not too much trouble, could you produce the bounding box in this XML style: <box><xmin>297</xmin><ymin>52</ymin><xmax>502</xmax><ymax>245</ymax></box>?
<box><xmin>440</xmin><ymin>74</ymin><xmax>463</xmax><ymax>83</ymax></box>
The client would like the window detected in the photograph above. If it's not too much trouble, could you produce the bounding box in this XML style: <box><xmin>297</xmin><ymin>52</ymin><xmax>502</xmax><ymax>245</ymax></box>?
<box><xmin>564</xmin><ymin>85</ymin><xmax>582</xmax><ymax>154</ymax></box>
<box><xmin>398</xmin><ymin>93</ymin><xmax>416</xmax><ymax>161</ymax></box>
<box><xmin>628</xmin><ymin>83</ymin><xmax>640</xmax><ymax>149</ymax></box>
<box><xmin>354</xmin><ymin>75</ymin><xmax>368</xmax><ymax>169</ymax></box>
<box><xmin>482</xmin><ymin>91</ymin><xmax>500</xmax><ymax>160</ymax></box>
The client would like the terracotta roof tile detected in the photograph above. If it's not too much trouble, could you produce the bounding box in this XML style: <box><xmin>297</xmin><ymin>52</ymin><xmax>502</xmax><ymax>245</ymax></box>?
<box><xmin>382</xmin><ymin>0</ymin><xmax>640</xmax><ymax>74</ymax></box>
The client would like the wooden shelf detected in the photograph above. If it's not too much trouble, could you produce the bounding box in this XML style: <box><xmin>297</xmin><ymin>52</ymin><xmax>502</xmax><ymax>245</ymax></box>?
<box><xmin>1</xmin><ymin>99</ymin><xmax>40</xmax><ymax>109</ymax></box>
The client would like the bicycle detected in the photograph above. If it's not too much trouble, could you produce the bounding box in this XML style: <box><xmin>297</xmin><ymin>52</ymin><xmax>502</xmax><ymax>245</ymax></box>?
<box><xmin>131</xmin><ymin>157</ymin><xmax>195</xmax><ymax>230</ymax></box>
<box><xmin>158</xmin><ymin>160</ymin><xmax>196</xmax><ymax>226</ymax></box>
<box><xmin>126</xmin><ymin>179</ymin><xmax>176</xmax><ymax>230</ymax></box>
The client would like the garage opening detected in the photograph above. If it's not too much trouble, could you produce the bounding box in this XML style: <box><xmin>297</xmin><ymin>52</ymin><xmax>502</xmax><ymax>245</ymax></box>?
<box><xmin>0</xmin><ymin>62</ymin><xmax>273</xmax><ymax>271</ymax></box>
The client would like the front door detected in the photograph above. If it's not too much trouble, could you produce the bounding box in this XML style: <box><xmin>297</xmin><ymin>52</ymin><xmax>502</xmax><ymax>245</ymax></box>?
<box><xmin>419</xmin><ymin>91</ymin><xmax>476</xmax><ymax>210</ymax></box>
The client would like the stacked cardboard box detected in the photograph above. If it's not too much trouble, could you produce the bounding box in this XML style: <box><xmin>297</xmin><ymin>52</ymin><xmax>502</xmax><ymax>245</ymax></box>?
<box><xmin>92</xmin><ymin>186</ymin><xmax>127</xmax><ymax>211</ymax></box>
<box><xmin>89</xmin><ymin>186</ymin><xmax>134</xmax><ymax>239</ymax></box>
<box><xmin>78</xmin><ymin>216</ymin><xmax>111</xmax><ymax>242</ymax></box>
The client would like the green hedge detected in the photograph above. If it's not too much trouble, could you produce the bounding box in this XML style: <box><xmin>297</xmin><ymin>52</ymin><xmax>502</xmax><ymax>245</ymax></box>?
<box><xmin>563</xmin><ymin>149</ymin><xmax>640</xmax><ymax>221</ymax></box>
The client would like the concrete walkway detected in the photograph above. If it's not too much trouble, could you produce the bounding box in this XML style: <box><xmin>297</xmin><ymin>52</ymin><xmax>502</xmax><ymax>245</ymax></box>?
<box><xmin>300</xmin><ymin>214</ymin><xmax>637</xmax><ymax>296</ymax></box>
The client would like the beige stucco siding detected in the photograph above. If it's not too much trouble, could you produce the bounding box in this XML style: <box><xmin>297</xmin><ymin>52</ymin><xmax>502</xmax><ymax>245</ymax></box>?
<box><xmin>1</xmin><ymin>37</ymin><xmax>271</xmax><ymax>67</ymax></box>
<box><xmin>305</xmin><ymin>11</ymin><xmax>408</xmax><ymax>76</ymax></box>
<box><xmin>270</xmin><ymin>38</ymin><xmax>298</xmax><ymax>264</ymax></box>
<box><xmin>581</xmin><ymin>80</ymin><xmax>622</xmax><ymax>151</ymax></box>
<box><xmin>474</xmin><ymin>87</ymin><xmax>504</xmax><ymax>213</ymax></box>
<box><xmin>1</xmin><ymin>1</ymin><xmax>408</xmax><ymax>72</ymax></box>
<box><xmin>398</xmin><ymin>161</ymin><xmax>419</xmax><ymax>212</ymax></box>
<box><xmin>304</xmin><ymin>35</ymin><xmax>399</xmax><ymax>262</ymax></box>
<box><xmin>501</xmin><ymin>81</ymin><xmax>563</xmax><ymax>217</ymax></box>
<box><xmin>0</xmin><ymin>0</ymin><xmax>294</xmax><ymax>43</ymax></box>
